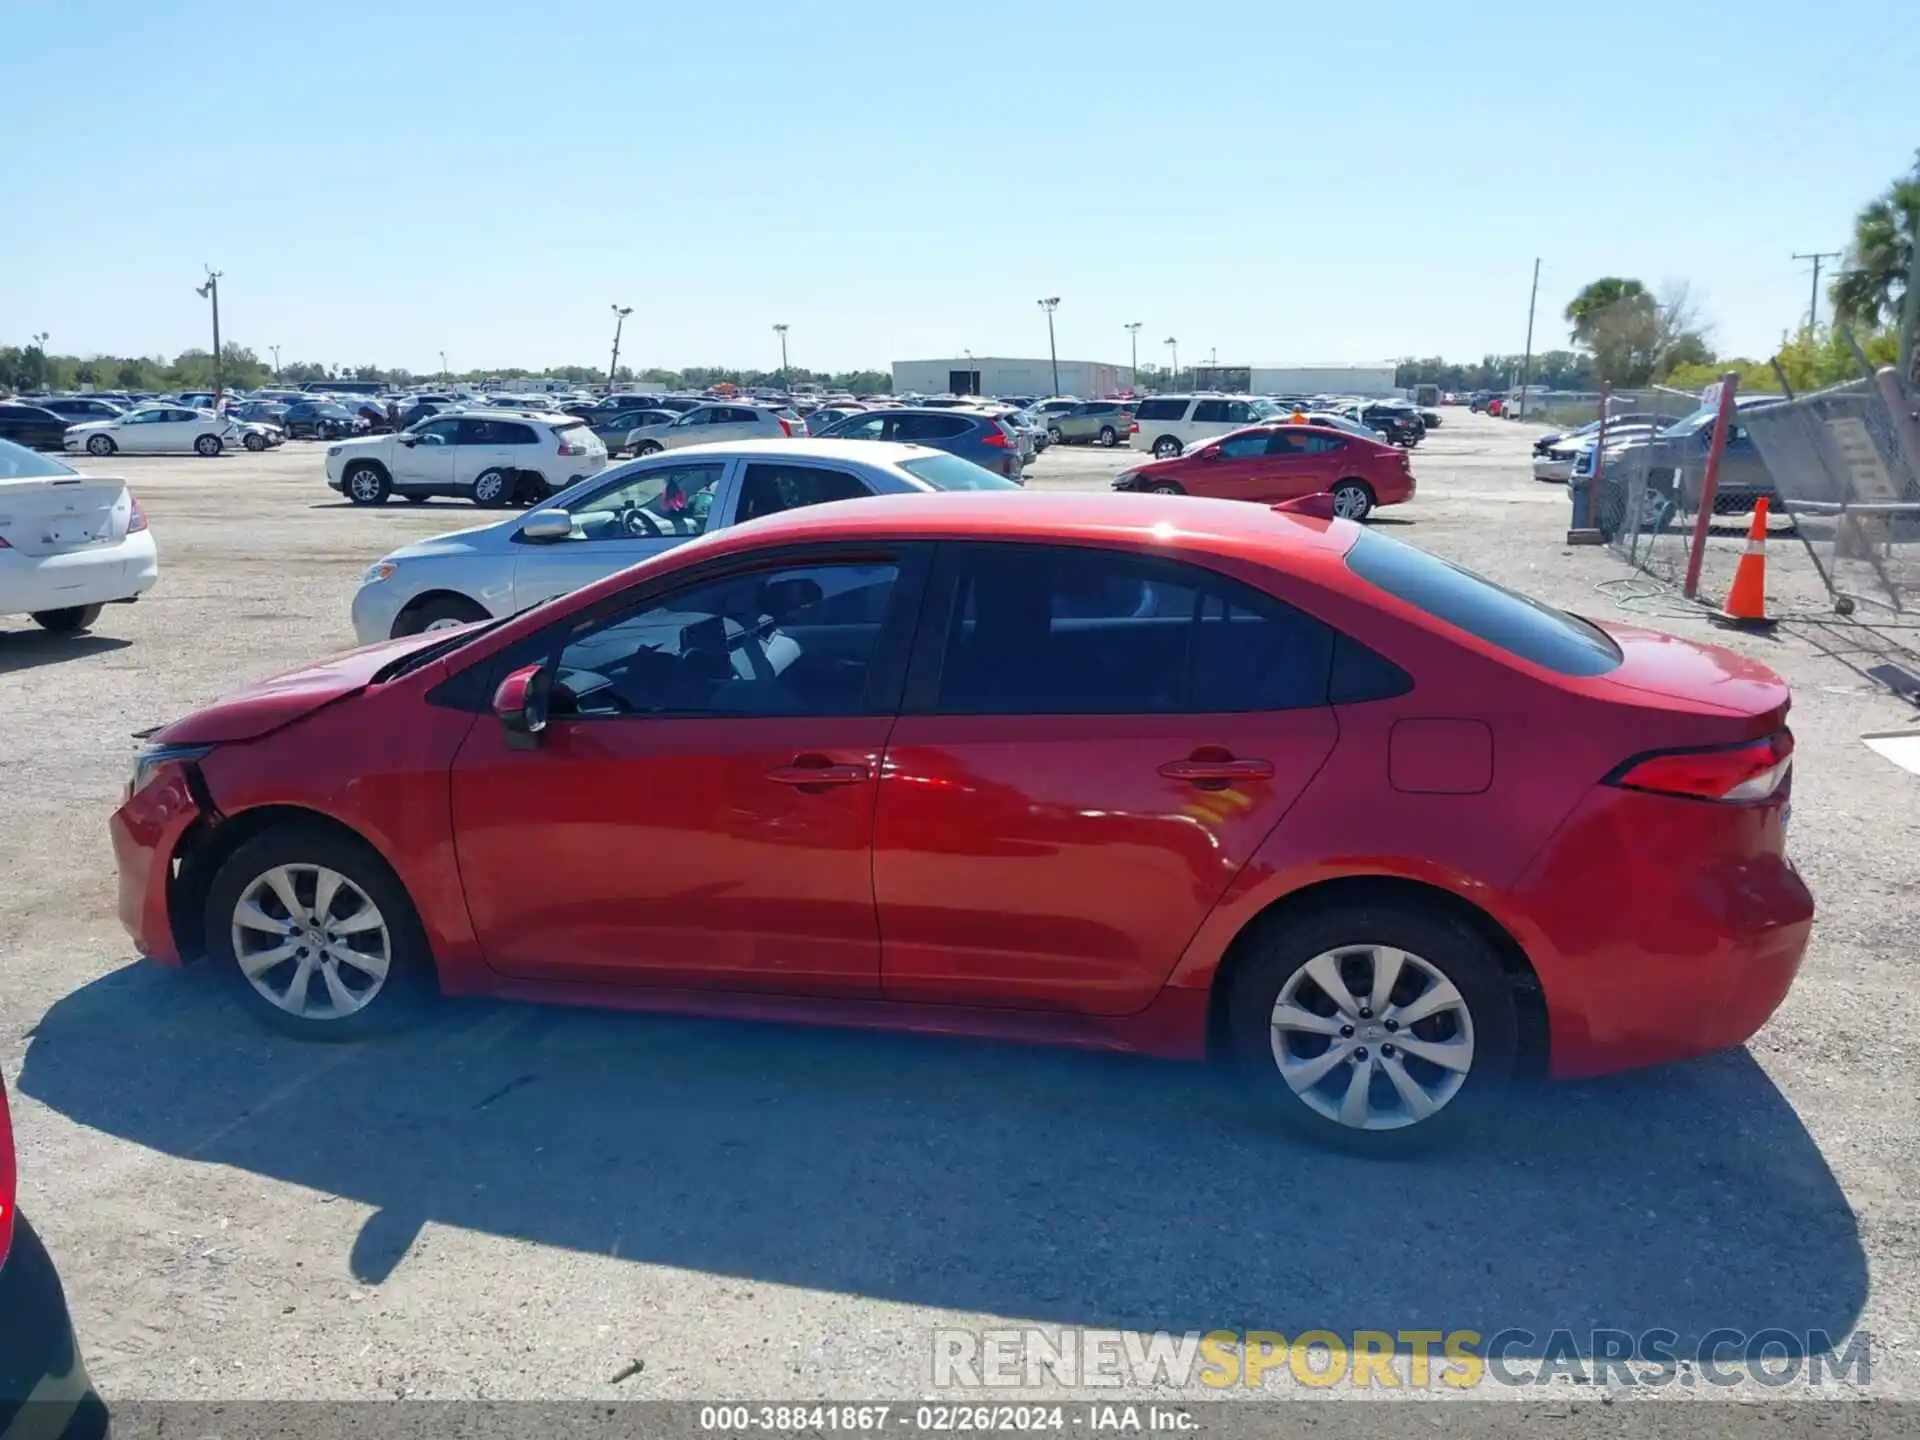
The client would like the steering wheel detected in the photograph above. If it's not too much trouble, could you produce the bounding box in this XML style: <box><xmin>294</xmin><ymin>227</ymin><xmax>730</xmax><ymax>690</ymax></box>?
<box><xmin>621</xmin><ymin>506</ymin><xmax>664</xmax><ymax>538</ymax></box>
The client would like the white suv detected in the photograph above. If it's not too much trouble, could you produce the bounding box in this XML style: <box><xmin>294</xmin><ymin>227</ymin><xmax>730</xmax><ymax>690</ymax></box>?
<box><xmin>325</xmin><ymin>410</ymin><xmax>607</xmax><ymax>507</ymax></box>
<box><xmin>1128</xmin><ymin>394</ymin><xmax>1280</xmax><ymax>458</ymax></box>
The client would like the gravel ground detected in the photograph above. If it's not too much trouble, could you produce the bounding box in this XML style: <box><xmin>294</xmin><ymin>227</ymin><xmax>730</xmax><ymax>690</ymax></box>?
<box><xmin>2</xmin><ymin>412</ymin><xmax>1917</xmax><ymax>1407</ymax></box>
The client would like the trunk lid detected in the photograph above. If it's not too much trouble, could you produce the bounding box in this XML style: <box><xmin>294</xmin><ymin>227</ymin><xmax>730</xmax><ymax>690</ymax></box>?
<box><xmin>0</xmin><ymin>474</ymin><xmax>130</xmax><ymax>557</ymax></box>
<box><xmin>152</xmin><ymin>630</ymin><xmax>458</xmax><ymax>744</ymax></box>
<box><xmin>1591</xmin><ymin>622</ymin><xmax>1790</xmax><ymax>732</ymax></box>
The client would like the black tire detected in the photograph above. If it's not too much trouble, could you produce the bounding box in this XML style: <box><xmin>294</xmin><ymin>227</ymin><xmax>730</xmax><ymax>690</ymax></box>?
<box><xmin>1152</xmin><ymin>436</ymin><xmax>1182</xmax><ymax>459</ymax></box>
<box><xmin>1098</xmin><ymin>426</ymin><xmax>1118</xmax><ymax>446</ymax></box>
<box><xmin>243</xmin><ymin>432</ymin><xmax>267</xmax><ymax>452</ymax></box>
<box><xmin>1147</xmin><ymin>480</ymin><xmax>1184</xmax><ymax>495</ymax></box>
<box><xmin>1048</xmin><ymin>426</ymin><xmax>1064</xmax><ymax>445</ymax></box>
<box><xmin>633</xmin><ymin>440</ymin><xmax>663</xmax><ymax>456</ymax></box>
<box><xmin>472</xmin><ymin>468</ymin><xmax>512</xmax><ymax>507</ymax></box>
<box><xmin>204</xmin><ymin>824</ymin><xmax>436</xmax><ymax>1041</ymax></box>
<box><xmin>1226</xmin><ymin>900</ymin><xmax>1517</xmax><ymax>1156</ymax></box>
<box><xmin>1330</xmin><ymin>480</ymin><xmax>1375</xmax><ymax>521</ymax></box>
<box><xmin>86</xmin><ymin>433</ymin><xmax>116</xmax><ymax>456</ymax></box>
<box><xmin>343</xmin><ymin>462</ymin><xmax>391</xmax><ymax>506</ymax></box>
<box><xmin>31</xmin><ymin>603</ymin><xmax>105</xmax><ymax>634</ymax></box>
<box><xmin>195</xmin><ymin>433</ymin><xmax>223</xmax><ymax>457</ymax></box>
<box><xmin>394</xmin><ymin>593</ymin><xmax>489</xmax><ymax>638</ymax></box>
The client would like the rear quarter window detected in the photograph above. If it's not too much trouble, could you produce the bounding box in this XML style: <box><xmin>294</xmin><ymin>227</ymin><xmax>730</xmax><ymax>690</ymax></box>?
<box><xmin>1134</xmin><ymin>399</ymin><xmax>1188</xmax><ymax>421</ymax></box>
<box><xmin>1345</xmin><ymin>530</ymin><xmax>1622</xmax><ymax>677</ymax></box>
<box><xmin>898</xmin><ymin>454</ymin><xmax>1018</xmax><ymax>491</ymax></box>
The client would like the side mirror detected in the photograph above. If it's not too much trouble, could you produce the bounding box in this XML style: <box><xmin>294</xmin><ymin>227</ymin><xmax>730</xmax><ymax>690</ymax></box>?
<box><xmin>518</xmin><ymin>508</ymin><xmax>573</xmax><ymax>542</ymax></box>
<box><xmin>492</xmin><ymin>663</ymin><xmax>551</xmax><ymax>750</ymax></box>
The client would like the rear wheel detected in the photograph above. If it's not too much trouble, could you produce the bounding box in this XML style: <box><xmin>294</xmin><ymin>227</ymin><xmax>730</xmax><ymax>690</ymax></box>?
<box><xmin>1152</xmin><ymin>436</ymin><xmax>1182</xmax><ymax>459</ymax></box>
<box><xmin>1098</xmin><ymin>425</ymin><xmax>1118</xmax><ymax>446</ymax></box>
<box><xmin>1048</xmin><ymin>426</ymin><xmax>1064</xmax><ymax>444</ymax></box>
<box><xmin>205</xmin><ymin>825</ymin><xmax>436</xmax><ymax>1041</ymax></box>
<box><xmin>472</xmin><ymin>468</ymin><xmax>512</xmax><ymax>507</ymax></box>
<box><xmin>1227</xmin><ymin>901</ymin><xmax>1516</xmax><ymax>1155</ymax></box>
<box><xmin>395</xmin><ymin>593</ymin><xmax>489</xmax><ymax>637</ymax></box>
<box><xmin>86</xmin><ymin>434</ymin><xmax>116</xmax><ymax>457</ymax></box>
<box><xmin>195</xmin><ymin>433</ymin><xmax>223</xmax><ymax>457</ymax></box>
<box><xmin>344</xmin><ymin>462</ymin><xmax>391</xmax><ymax>506</ymax></box>
<box><xmin>31</xmin><ymin>604</ymin><xmax>105</xmax><ymax>634</ymax></box>
<box><xmin>1330</xmin><ymin>480</ymin><xmax>1374</xmax><ymax>521</ymax></box>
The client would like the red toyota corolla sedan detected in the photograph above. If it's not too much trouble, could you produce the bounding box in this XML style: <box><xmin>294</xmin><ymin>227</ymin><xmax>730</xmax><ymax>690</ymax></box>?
<box><xmin>1111</xmin><ymin>423</ymin><xmax>1415</xmax><ymax>521</ymax></box>
<box><xmin>110</xmin><ymin>492</ymin><xmax>1811</xmax><ymax>1152</ymax></box>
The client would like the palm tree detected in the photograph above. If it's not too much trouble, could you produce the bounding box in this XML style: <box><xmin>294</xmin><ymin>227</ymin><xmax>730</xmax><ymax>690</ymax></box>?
<box><xmin>1831</xmin><ymin>152</ymin><xmax>1919</xmax><ymax>330</ymax></box>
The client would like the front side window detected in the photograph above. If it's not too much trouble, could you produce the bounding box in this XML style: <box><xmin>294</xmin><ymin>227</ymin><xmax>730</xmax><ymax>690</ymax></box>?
<box><xmin>829</xmin><ymin>414</ymin><xmax>888</xmax><ymax>441</ymax></box>
<box><xmin>1225</xmin><ymin>402</ymin><xmax>1256</xmax><ymax>423</ymax></box>
<box><xmin>1217</xmin><ymin>432</ymin><xmax>1270</xmax><ymax>459</ymax></box>
<box><xmin>736</xmin><ymin>463</ymin><xmax>871</xmax><ymax>524</ymax></box>
<box><xmin>567</xmin><ymin>461</ymin><xmax>724</xmax><ymax>540</ymax></box>
<box><xmin>1191</xmin><ymin>400</ymin><xmax>1231</xmax><ymax>424</ymax></box>
<box><xmin>553</xmin><ymin>560</ymin><xmax>902</xmax><ymax>718</ymax></box>
<box><xmin>931</xmin><ymin>544</ymin><xmax>1334</xmax><ymax>715</ymax></box>
<box><xmin>413</xmin><ymin>418</ymin><xmax>460</xmax><ymax>445</ymax></box>
<box><xmin>674</xmin><ymin>409</ymin><xmax>712</xmax><ymax>427</ymax></box>
<box><xmin>1303</xmin><ymin>433</ymin><xmax>1347</xmax><ymax>454</ymax></box>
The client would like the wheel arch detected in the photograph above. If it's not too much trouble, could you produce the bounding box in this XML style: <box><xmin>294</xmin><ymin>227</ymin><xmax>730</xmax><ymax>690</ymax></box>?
<box><xmin>393</xmin><ymin>588</ymin><xmax>491</xmax><ymax>633</ymax></box>
<box><xmin>1201</xmin><ymin>874</ymin><xmax>1549</xmax><ymax>1078</ymax></box>
<box><xmin>169</xmin><ymin>803</ymin><xmax>417</xmax><ymax>966</ymax></box>
<box><xmin>343</xmin><ymin>456</ymin><xmax>392</xmax><ymax>482</ymax></box>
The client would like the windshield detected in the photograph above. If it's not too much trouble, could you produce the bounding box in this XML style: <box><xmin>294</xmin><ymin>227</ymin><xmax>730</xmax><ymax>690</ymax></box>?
<box><xmin>1250</xmin><ymin>399</ymin><xmax>1282</xmax><ymax>418</ymax></box>
<box><xmin>0</xmin><ymin>437</ymin><xmax>80</xmax><ymax>478</ymax></box>
<box><xmin>898</xmin><ymin>454</ymin><xmax>1018</xmax><ymax>491</ymax></box>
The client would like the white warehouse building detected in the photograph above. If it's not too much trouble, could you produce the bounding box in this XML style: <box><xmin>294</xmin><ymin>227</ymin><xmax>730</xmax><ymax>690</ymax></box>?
<box><xmin>1190</xmin><ymin>363</ymin><xmax>1400</xmax><ymax>398</ymax></box>
<box><xmin>891</xmin><ymin>357</ymin><xmax>1128</xmax><ymax>400</ymax></box>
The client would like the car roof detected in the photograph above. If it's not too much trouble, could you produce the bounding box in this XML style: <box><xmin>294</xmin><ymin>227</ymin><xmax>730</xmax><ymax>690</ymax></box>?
<box><xmin>663</xmin><ymin>437</ymin><xmax>932</xmax><ymax>465</ymax></box>
<box><xmin>680</xmin><ymin>489</ymin><xmax>1358</xmax><ymax>566</ymax></box>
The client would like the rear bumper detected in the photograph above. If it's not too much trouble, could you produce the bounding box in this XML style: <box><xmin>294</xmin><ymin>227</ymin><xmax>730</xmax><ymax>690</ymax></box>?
<box><xmin>0</xmin><ymin>531</ymin><xmax>158</xmax><ymax>617</ymax></box>
<box><xmin>0</xmin><ymin>1215</ymin><xmax>107</xmax><ymax>1440</ymax></box>
<box><xmin>1513</xmin><ymin>787</ymin><xmax>1814</xmax><ymax>1078</ymax></box>
<box><xmin>110</xmin><ymin>766</ymin><xmax>204</xmax><ymax>966</ymax></box>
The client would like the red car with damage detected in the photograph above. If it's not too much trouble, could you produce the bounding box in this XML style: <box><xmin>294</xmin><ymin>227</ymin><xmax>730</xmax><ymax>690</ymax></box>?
<box><xmin>111</xmin><ymin>492</ymin><xmax>1811</xmax><ymax>1153</ymax></box>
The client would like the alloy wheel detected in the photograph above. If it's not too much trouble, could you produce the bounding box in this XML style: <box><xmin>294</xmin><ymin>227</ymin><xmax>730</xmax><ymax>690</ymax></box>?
<box><xmin>1269</xmin><ymin>944</ymin><xmax>1474</xmax><ymax>1131</ymax></box>
<box><xmin>230</xmin><ymin>863</ymin><xmax>392</xmax><ymax>1020</ymax></box>
<box><xmin>1331</xmin><ymin>482</ymin><xmax>1372</xmax><ymax>520</ymax></box>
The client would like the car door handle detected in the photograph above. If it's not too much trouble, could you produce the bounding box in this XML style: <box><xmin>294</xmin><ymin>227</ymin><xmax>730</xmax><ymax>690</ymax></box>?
<box><xmin>1158</xmin><ymin>757</ymin><xmax>1274</xmax><ymax>783</ymax></box>
<box><xmin>767</xmin><ymin>761</ymin><xmax>871</xmax><ymax>786</ymax></box>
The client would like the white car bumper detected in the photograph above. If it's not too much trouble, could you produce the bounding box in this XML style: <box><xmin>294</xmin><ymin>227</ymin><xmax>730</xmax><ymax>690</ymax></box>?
<box><xmin>0</xmin><ymin>530</ymin><xmax>159</xmax><ymax>618</ymax></box>
<box><xmin>1532</xmin><ymin>456</ymin><xmax>1576</xmax><ymax>482</ymax></box>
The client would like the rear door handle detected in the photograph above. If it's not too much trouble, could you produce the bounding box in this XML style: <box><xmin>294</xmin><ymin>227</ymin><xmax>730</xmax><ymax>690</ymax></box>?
<box><xmin>1158</xmin><ymin>757</ymin><xmax>1274</xmax><ymax>782</ymax></box>
<box><xmin>767</xmin><ymin>762</ymin><xmax>871</xmax><ymax>787</ymax></box>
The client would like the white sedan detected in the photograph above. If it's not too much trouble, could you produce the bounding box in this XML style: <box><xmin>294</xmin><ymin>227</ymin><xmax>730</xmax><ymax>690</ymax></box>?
<box><xmin>0</xmin><ymin>439</ymin><xmax>159</xmax><ymax>633</ymax></box>
<box><xmin>63</xmin><ymin>405</ymin><xmax>275</xmax><ymax>458</ymax></box>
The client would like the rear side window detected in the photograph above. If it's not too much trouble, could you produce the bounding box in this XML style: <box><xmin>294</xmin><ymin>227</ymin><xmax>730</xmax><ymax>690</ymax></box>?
<box><xmin>895</xmin><ymin>414</ymin><xmax>970</xmax><ymax>441</ymax></box>
<box><xmin>897</xmin><ymin>454</ymin><xmax>1018</xmax><ymax>491</ymax></box>
<box><xmin>1135</xmin><ymin>398</ymin><xmax>1187</xmax><ymax>421</ymax></box>
<box><xmin>736</xmin><ymin>463</ymin><xmax>871</xmax><ymax>523</ymax></box>
<box><xmin>1345</xmin><ymin>530</ymin><xmax>1622</xmax><ymax>676</ymax></box>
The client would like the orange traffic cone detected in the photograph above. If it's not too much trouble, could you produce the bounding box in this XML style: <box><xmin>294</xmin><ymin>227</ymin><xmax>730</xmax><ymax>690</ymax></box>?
<box><xmin>1710</xmin><ymin>498</ymin><xmax>1778</xmax><ymax>631</ymax></box>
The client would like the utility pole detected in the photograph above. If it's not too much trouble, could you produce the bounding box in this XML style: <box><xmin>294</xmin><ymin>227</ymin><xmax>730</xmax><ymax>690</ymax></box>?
<box><xmin>1037</xmin><ymin>297</ymin><xmax>1061</xmax><ymax>395</ymax></box>
<box><xmin>269</xmin><ymin>344</ymin><xmax>280</xmax><ymax>380</ymax></box>
<box><xmin>196</xmin><ymin>268</ymin><xmax>224</xmax><ymax>405</ymax></box>
<box><xmin>439</xmin><ymin>351</ymin><xmax>449</xmax><ymax>384</ymax></box>
<box><xmin>1791</xmin><ymin>250</ymin><xmax>1843</xmax><ymax>332</ymax></box>
<box><xmin>1164</xmin><ymin>337</ymin><xmax>1178</xmax><ymax>390</ymax></box>
<box><xmin>607</xmin><ymin>305</ymin><xmax>632</xmax><ymax>392</ymax></box>
<box><xmin>1124</xmin><ymin>322</ymin><xmax>1142</xmax><ymax>390</ymax></box>
<box><xmin>1901</xmin><ymin>238</ymin><xmax>1920</xmax><ymax>382</ymax></box>
<box><xmin>1517</xmin><ymin>257</ymin><xmax>1540</xmax><ymax>421</ymax></box>
<box><xmin>773</xmin><ymin>323</ymin><xmax>790</xmax><ymax>385</ymax></box>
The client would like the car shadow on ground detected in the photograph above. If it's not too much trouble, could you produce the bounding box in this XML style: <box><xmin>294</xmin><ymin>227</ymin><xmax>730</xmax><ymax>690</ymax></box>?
<box><xmin>21</xmin><ymin>962</ymin><xmax>1866</xmax><ymax>1358</ymax></box>
<box><xmin>0</xmin><ymin>631</ymin><xmax>133</xmax><ymax>673</ymax></box>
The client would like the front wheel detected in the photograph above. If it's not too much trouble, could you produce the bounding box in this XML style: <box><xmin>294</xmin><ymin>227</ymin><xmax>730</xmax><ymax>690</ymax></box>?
<box><xmin>86</xmin><ymin>433</ymin><xmax>116</xmax><ymax>456</ymax></box>
<box><xmin>31</xmin><ymin>604</ymin><xmax>105</xmax><ymax>634</ymax></box>
<box><xmin>1227</xmin><ymin>902</ymin><xmax>1517</xmax><ymax>1155</ymax></box>
<box><xmin>1147</xmin><ymin>480</ymin><xmax>1184</xmax><ymax>495</ymax></box>
<box><xmin>1152</xmin><ymin>436</ymin><xmax>1182</xmax><ymax>459</ymax></box>
<box><xmin>205</xmin><ymin>825</ymin><xmax>436</xmax><ymax>1041</ymax></box>
<box><xmin>1330</xmin><ymin>480</ymin><xmax>1374</xmax><ymax>521</ymax></box>
<box><xmin>344</xmin><ymin>463</ymin><xmax>391</xmax><ymax>506</ymax></box>
<box><xmin>195</xmin><ymin>434</ymin><xmax>223</xmax><ymax>457</ymax></box>
<box><xmin>395</xmin><ymin>593</ymin><xmax>489</xmax><ymax>637</ymax></box>
<box><xmin>243</xmin><ymin>432</ymin><xmax>267</xmax><ymax>452</ymax></box>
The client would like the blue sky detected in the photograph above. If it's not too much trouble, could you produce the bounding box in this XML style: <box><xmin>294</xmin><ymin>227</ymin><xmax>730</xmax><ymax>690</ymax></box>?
<box><xmin>2</xmin><ymin>0</ymin><xmax>1913</xmax><ymax>375</ymax></box>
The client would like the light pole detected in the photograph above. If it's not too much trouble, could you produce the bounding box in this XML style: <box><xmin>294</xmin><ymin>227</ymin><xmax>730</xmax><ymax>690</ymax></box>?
<box><xmin>773</xmin><ymin>323</ymin><xmax>790</xmax><ymax>385</ymax></box>
<box><xmin>439</xmin><ymin>350</ymin><xmax>449</xmax><ymax>385</ymax></box>
<box><xmin>195</xmin><ymin>267</ymin><xmax>224</xmax><ymax>404</ymax></box>
<box><xmin>1124</xmin><ymin>322</ymin><xmax>1142</xmax><ymax>390</ymax></box>
<box><xmin>607</xmin><ymin>305</ymin><xmax>632</xmax><ymax>391</ymax></box>
<box><xmin>1164</xmin><ymin>337</ymin><xmax>1178</xmax><ymax>391</ymax></box>
<box><xmin>269</xmin><ymin>344</ymin><xmax>280</xmax><ymax>380</ymax></box>
<box><xmin>29</xmin><ymin>332</ymin><xmax>48</xmax><ymax>390</ymax></box>
<box><xmin>1037</xmin><ymin>297</ymin><xmax>1060</xmax><ymax>395</ymax></box>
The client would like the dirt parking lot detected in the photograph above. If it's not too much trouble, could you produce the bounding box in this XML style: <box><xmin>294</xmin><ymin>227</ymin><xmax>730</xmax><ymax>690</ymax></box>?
<box><xmin>2</xmin><ymin>412</ymin><xmax>1917</xmax><ymax>1403</ymax></box>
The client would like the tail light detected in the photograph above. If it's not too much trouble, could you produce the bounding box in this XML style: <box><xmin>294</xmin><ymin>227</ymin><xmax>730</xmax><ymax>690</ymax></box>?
<box><xmin>980</xmin><ymin>427</ymin><xmax>1009</xmax><ymax>448</ymax></box>
<box><xmin>128</xmin><ymin>494</ymin><xmax>149</xmax><ymax>532</ymax></box>
<box><xmin>1129</xmin><ymin>420</ymin><xmax>1139</xmax><ymax>434</ymax></box>
<box><xmin>1</xmin><ymin>1080</ymin><xmax>15</xmax><ymax>1268</ymax></box>
<box><xmin>778</xmin><ymin>417</ymin><xmax>794</xmax><ymax>436</ymax></box>
<box><xmin>1605</xmin><ymin>731</ymin><xmax>1794</xmax><ymax>803</ymax></box>
<box><xmin>556</xmin><ymin>437</ymin><xmax>586</xmax><ymax>456</ymax></box>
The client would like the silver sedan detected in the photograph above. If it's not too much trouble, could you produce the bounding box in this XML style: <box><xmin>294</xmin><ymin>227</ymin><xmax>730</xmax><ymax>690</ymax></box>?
<box><xmin>349</xmin><ymin>437</ymin><xmax>1015</xmax><ymax>644</ymax></box>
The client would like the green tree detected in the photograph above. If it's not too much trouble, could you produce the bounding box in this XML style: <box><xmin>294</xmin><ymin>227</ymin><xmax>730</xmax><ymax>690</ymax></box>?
<box><xmin>1831</xmin><ymin>151</ymin><xmax>1919</xmax><ymax>332</ymax></box>
<box><xmin>1564</xmin><ymin>277</ymin><xmax>1712</xmax><ymax>386</ymax></box>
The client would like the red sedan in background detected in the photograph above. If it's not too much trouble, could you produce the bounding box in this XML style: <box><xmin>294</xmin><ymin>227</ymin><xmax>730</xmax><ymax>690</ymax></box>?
<box><xmin>110</xmin><ymin>492</ymin><xmax>1810</xmax><ymax>1153</ymax></box>
<box><xmin>1111</xmin><ymin>424</ymin><xmax>1414</xmax><ymax>521</ymax></box>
